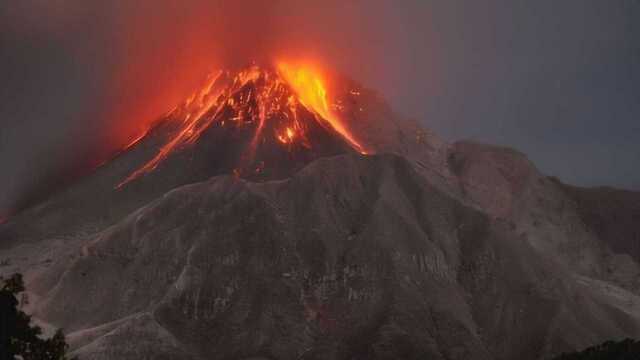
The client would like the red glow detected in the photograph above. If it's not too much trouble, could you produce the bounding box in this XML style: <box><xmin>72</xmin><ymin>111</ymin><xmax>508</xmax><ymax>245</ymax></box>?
<box><xmin>89</xmin><ymin>1</ymin><xmax>403</xmax><ymax>164</ymax></box>
<box><xmin>117</xmin><ymin>62</ymin><xmax>368</xmax><ymax>187</ymax></box>
<box><xmin>102</xmin><ymin>13</ymin><xmax>221</xmax><ymax>152</ymax></box>
<box><xmin>2</xmin><ymin>1</ymin><xmax>416</xmax><ymax>218</ymax></box>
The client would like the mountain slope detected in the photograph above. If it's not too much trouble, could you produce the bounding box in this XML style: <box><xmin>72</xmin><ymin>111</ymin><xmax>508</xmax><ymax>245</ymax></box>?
<box><xmin>558</xmin><ymin>183</ymin><xmax>640</xmax><ymax>263</ymax></box>
<box><xmin>24</xmin><ymin>154</ymin><xmax>640</xmax><ymax>360</ymax></box>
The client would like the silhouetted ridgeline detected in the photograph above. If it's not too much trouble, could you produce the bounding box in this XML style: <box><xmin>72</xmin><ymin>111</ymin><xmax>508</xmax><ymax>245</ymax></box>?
<box><xmin>551</xmin><ymin>338</ymin><xmax>640</xmax><ymax>360</ymax></box>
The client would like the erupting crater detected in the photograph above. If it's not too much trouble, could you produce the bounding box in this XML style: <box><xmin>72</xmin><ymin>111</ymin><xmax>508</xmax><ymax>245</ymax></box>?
<box><xmin>117</xmin><ymin>62</ymin><xmax>369</xmax><ymax>188</ymax></box>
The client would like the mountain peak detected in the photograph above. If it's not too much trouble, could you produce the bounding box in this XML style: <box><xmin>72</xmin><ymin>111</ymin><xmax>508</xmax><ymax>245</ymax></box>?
<box><xmin>117</xmin><ymin>63</ymin><xmax>368</xmax><ymax>188</ymax></box>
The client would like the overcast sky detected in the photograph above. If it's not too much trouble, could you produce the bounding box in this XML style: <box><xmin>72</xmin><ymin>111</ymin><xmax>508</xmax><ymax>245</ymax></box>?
<box><xmin>1</xmin><ymin>0</ymin><xmax>639</xmax><ymax>215</ymax></box>
<box><xmin>405</xmin><ymin>1</ymin><xmax>640</xmax><ymax>191</ymax></box>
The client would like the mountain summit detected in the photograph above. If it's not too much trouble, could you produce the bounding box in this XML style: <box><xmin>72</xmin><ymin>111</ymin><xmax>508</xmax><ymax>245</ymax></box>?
<box><xmin>0</xmin><ymin>62</ymin><xmax>388</xmax><ymax>243</ymax></box>
<box><xmin>118</xmin><ymin>63</ymin><xmax>367</xmax><ymax>188</ymax></box>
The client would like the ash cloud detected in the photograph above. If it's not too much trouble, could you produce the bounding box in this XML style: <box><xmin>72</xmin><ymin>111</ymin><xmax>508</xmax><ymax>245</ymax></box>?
<box><xmin>1</xmin><ymin>0</ymin><xmax>639</xmax><ymax>217</ymax></box>
<box><xmin>0</xmin><ymin>0</ymin><xmax>409</xmax><ymax>215</ymax></box>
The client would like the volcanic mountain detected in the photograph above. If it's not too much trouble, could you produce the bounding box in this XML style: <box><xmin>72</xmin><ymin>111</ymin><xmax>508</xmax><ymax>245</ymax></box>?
<box><xmin>2</xmin><ymin>62</ymin><xmax>640</xmax><ymax>360</ymax></box>
<box><xmin>119</xmin><ymin>63</ymin><xmax>368</xmax><ymax>187</ymax></box>
<box><xmin>1</xmin><ymin>63</ymin><xmax>374</xmax><ymax>244</ymax></box>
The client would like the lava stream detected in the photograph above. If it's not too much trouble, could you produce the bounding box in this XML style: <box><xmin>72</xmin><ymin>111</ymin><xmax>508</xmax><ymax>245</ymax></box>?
<box><xmin>117</xmin><ymin>62</ymin><xmax>367</xmax><ymax>188</ymax></box>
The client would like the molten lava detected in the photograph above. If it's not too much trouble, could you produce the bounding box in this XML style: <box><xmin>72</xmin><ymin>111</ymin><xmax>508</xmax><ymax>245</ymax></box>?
<box><xmin>277</xmin><ymin>62</ymin><xmax>366</xmax><ymax>154</ymax></box>
<box><xmin>117</xmin><ymin>62</ymin><xmax>367</xmax><ymax>188</ymax></box>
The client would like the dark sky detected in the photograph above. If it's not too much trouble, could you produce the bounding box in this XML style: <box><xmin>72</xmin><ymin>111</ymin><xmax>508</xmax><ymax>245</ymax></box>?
<box><xmin>409</xmin><ymin>1</ymin><xmax>640</xmax><ymax>191</ymax></box>
<box><xmin>1</xmin><ymin>0</ymin><xmax>639</xmax><ymax>215</ymax></box>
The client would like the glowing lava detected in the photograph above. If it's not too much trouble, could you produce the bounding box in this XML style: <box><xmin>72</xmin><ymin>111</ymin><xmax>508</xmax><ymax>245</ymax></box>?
<box><xmin>117</xmin><ymin>62</ymin><xmax>367</xmax><ymax>188</ymax></box>
<box><xmin>277</xmin><ymin>62</ymin><xmax>366</xmax><ymax>154</ymax></box>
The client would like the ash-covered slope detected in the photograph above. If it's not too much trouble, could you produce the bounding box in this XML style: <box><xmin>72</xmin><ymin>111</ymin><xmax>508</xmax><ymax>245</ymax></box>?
<box><xmin>34</xmin><ymin>154</ymin><xmax>639</xmax><ymax>360</ymax></box>
<box><xmin>557</xmin><ymin>183</ymin><xmax>640</xmax><ymax>263</ymax></box>
<box><xmin>447</xmin><ymin>141</ymin><xmax>640</xmax><ymax>293</ymax></box>
<box><xmin>3</xmin><ymin>64</ymin><xmax>640</xmax><ymax>360</ymax></box>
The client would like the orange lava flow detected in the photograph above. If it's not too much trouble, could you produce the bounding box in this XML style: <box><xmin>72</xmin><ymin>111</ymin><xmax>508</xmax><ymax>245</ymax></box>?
<box><xmin>117</xmin><ymin>62</ymin><xmax>367</xmax><ymax>188</ymax></box>
<box><xmin>276</xmin><ymin>62</ymin><xmax>366</xmax><ymax>154</ymax></box>
<box><xmin>116</xmin><ymin>70</ymin><xmax>225</xmax><ymax>188</ymax></box>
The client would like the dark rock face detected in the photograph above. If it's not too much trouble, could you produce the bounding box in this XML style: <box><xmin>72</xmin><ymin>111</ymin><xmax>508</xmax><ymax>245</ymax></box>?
<box><xmin>2</xmin><ymin>73</ymin><xmax>640</xmax><ymax>359</ymax></box>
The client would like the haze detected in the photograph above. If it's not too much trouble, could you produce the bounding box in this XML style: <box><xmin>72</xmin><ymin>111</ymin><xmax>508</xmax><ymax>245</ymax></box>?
<box><xmin>1</xmin><ymin>0</ymin><xmax>639</xmax><ymax>216</ymax></box>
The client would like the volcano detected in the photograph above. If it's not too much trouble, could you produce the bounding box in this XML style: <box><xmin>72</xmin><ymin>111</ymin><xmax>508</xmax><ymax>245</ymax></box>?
<box><xmin>3</xmin><ymin>62</ymin><xmax>640</xmax><ymax>360</ymax></box>
<box><xmin>0</xmin><ymin>63</ymin><xmax>376</xmax><ymax>243</ymax></box>
<box><xmin>118</xmin><ymin>63</ymin><xmax>367</xmax><ymax>188</ymax></box>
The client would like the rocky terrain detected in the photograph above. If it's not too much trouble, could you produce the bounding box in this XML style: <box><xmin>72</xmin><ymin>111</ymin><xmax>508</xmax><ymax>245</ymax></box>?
<box><xmin>1</xmin><ymin>66</ymin><xmax>640</xmax><ymax>359</ymax></box>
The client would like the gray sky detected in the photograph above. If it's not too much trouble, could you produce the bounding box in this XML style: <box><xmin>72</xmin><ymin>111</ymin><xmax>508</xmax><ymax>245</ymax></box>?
<box><xmin>1</xmin><ymin>0</ymin><xmax>639</xmax><ymax>215</ymax></box>
<box><xmin>399</xmin><ymin>1</ymin><xmax>640</xmax><ymax>190</ymax></box>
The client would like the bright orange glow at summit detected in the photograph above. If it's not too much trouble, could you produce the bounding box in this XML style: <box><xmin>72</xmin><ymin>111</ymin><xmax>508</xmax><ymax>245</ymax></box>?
<box><xmin>277</xmin><ymin>62</ymin><xmax>367</xmax><ymax>154</ymax></box>
<box><xmin>116</xmin><ymin>61</ymin><xmax>369</xmax><ymax>188</ymax></box>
